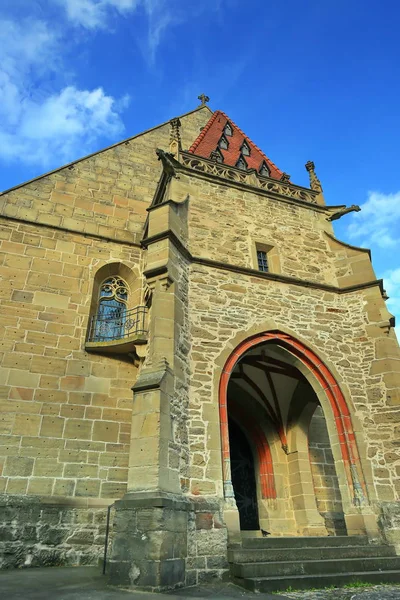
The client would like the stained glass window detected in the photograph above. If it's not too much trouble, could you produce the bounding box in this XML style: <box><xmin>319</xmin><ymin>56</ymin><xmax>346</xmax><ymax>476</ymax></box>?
<box><xmin>93</xmin><ymin>277</ymin><xmax>128</xmax><ymax>341</ymax></box>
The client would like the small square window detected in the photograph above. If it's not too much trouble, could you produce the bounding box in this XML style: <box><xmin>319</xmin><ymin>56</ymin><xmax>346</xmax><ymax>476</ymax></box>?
<box><xmin>257</xmin><ymin>250</ymin><xmax>269</xmax><ymax>272</ymax></box>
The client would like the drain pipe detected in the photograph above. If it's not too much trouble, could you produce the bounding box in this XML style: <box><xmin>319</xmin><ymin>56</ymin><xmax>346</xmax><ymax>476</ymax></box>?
<box><xmin>102</xmin><ymin>503</ymin><xmax>114</xmax><ymax>575</ymax></box>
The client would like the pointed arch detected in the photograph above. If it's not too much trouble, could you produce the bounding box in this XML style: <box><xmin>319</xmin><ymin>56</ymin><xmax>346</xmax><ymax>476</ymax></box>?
<box><xmin>219</xmin><ymin>330</ymin><xmax>368</xmax><ymax>506</ymax></box>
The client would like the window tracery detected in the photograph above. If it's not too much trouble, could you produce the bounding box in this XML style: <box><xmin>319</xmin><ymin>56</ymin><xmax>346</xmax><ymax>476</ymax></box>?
<box><xmin>93</xmin><ymin>277</ymin><xmax>129</xmax><ymax>341</ymax></box>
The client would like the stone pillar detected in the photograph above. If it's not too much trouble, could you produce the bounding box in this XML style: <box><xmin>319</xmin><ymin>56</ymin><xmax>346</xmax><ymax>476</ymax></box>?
<box><xmin>109</xmin><ymin>185</ymin><xmax>192</xmax><ymax>590</ymax></box>
<box><xmin>379</xmin><ymin>502</ymin><xmax>400</xmax><ymax>553</ymax></box>
<box><xmin>288</xmin><ymin>450</ymin><xmax>327</xmax><ymax>536</ymax></box>
<box><xmin>108</xmin><ymin>492</ymin><xmax>191</xmax><ymax>590</ymax></box>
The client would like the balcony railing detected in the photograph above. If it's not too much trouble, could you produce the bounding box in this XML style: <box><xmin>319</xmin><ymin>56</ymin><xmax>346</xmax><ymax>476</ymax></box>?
<box><xmin>87</xmin><ymin>306</ymin><xmax>148</xmax><ymax>344</ymax></box>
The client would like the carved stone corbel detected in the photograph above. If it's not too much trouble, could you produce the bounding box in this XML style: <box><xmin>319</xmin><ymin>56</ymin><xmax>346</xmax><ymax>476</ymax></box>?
<box><xmin>326</xmin><ymin>205</ymin><xmax>361</xmax><ymax>222</ymax></box>
<box><xmin>156</xmin><ymin>149</ymin><xmax>180</xmax><ymax>179</ymax></box>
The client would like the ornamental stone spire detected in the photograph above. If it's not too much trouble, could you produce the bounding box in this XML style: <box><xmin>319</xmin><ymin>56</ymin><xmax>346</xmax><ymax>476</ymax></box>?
<box><xmin>169</xmin><ymin>117</ymin><xmax>182</xmax><ymax>156</ymax></box>
<box><xmin>305</xmin><ymin>160</ymin><xmax>322</xmax><ymax>192</ymax></box>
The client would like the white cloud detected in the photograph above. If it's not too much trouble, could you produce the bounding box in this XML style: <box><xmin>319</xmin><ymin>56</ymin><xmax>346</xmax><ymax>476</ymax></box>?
<box><xmin>346</xmin><ymin>191</ymin><xmax>400</xmax><ymax>249</ymax></box>
<box><xmin>0</xmin><ymin>17</ymin><xmax>128</xmax><ymax>167</ymax></box>
<box><xmin>55</xmin><ymin>0</ymin><xmax>178</xmax><ymax>63</ymax></box>
<box><xmin>0</xmin><ymin>86</ymin><xmax>127</xmax><ymax>166</ymax></box>
<box><xmin>56</xmin><ymin>0</ymin><xmax>141</xmax><ymax>29</ymax></box>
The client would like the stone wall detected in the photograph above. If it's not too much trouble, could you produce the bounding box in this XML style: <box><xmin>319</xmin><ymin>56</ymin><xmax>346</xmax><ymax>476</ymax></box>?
<box><xmin>107</xmin><ymin>494</ymin><xmax>228</xmax><ymax>590</ymax></box>
<box><xmin>0</xmin><ymin>495</ymin><xmax>112</xmax><ymax>569</ymax></box>
<box><xmin>1</xmin><ymin>107</ymin><xmax>211</xmax><ymax>247</ymax></box>
<box><xmin>0</xmin><ymin>217</ymin><xmax>139</xmax><ymax>500</ymax></box>
<box><xmin>1</xmin><ymin>101</ymin><xmax>400</xmax><ymax>583</ymax></box>
<box><xmin>309</xmin><ymin>406</ymin><xmax>346</xmax><ymax>535</ymax></box>
<box><xmin>186</xmin><ymin>497</ymin><xmax>228</xmax><ymax>585</ymax></box>
<box><xmin>181</xmin><ymin>172</ymin><xmax>339</xmax><ymax>286</ymax></box>
<box><xmin>187</xmin><ymin>262</ymin><xmax>399</xmax><ymax>504</ymax></box>
<box><xmin>0</xmin><ymin>107</ymin><xmax>212</xmax><ymax>570</ymax></box>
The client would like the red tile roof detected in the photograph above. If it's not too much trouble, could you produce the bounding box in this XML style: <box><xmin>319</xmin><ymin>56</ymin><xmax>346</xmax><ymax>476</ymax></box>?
<box><xmin>188</xmin><ymin>110</ymin><xmax>283</xmax><ymax>180</ymax></box>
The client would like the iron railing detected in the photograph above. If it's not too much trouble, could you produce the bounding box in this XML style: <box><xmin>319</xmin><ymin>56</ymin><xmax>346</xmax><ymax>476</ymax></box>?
<box><xmin>87</xmin><ymin>305</ymin><xmax>148</xmax><ymax>343</ymax></box>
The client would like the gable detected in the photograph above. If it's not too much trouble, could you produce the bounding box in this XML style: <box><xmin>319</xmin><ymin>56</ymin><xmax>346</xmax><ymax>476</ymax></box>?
<box><xmin>188</xmin><ymin>110</ymin><xmax>283</xmax><ymax>180</ymax></box>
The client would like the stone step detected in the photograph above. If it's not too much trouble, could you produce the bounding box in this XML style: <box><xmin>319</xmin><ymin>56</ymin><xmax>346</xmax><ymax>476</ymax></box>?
<box><xmin>232</xmin><ymin>555</ymin><xmax>400</xmax><ymax>578</ymax></box>
<box><xmin>234</xmin><ymin>569</ymin><xmax>400</xmax><ymax>593</ymax></box>
<box><xmin>228</xmin><ymin>543</ymin><xmax>396</xmax><ymax>563</ymax></box>
<box><xmin>241</xmin><ymin>535</ymin><xmax>369</xmax><ymax>549</ymax></box>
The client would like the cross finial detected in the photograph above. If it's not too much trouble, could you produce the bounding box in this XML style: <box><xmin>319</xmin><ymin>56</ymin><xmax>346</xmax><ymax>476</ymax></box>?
<box><xmin>198</xmin><ymin>93</ymin><xmax>210</xmax><ymax>106</ymax></box>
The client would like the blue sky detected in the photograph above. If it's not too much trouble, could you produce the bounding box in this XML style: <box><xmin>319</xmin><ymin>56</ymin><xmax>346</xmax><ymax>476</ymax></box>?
<box><xmin>1</xmin><ymin>0</ymin><xmax>399</xmax><ymax>324</ymax></box>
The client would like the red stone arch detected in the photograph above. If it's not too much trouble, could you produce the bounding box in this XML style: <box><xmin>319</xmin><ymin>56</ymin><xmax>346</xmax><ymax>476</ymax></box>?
<box><xmin>229</xmin><ymin>402</ymin><xmax>276</xmax><ymax>499</ymax></box>
<box><xmin>218</xmin><ymin>331</ymin><xmax>367</xmax><ymax>504</ymax></box>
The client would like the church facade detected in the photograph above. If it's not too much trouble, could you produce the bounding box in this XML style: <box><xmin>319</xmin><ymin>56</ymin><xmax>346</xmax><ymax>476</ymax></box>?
<box><xmin>0</xmin><ymin>98</ymin><xmax>399</xmax><ymax>590</ymax></box>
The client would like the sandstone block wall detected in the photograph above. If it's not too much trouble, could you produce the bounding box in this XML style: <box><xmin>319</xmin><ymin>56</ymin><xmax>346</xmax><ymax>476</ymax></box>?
<box><xmin>182</xmin><ymin>172</ymin><xmax>339</xmax><ymax>285</ymax></box>
<box><xmin>181</xmin><ymin>167</ymin><xmax>399</xmax><ymax>507</ymax></box>
<box><xmin>0</xmin><ymin>107</ymin><xmax>212</xmax><ymax>568</ymax></box>
<box><xmin>309</xmin><ymin>407</ymin><xmax>346</xmax><ymax>534</ymax></box>
<box><xmin>187</xmin><ymin>263</ymin><xmax>399</xmax><ymax>503</ymax></box>
<box><xmin>0</xmin><ymin>217</ymin><xmax>140</xmax><ymax>500</ymax></box>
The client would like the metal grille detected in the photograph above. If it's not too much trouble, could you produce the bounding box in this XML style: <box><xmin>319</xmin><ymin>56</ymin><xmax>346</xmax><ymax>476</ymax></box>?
<box><xmin>87</xmin><ymin>305</ymin><xmax>148</xmax><ymax>342</ymax></box>
<box><xmin>257</xmin><ymin>250</ymin><xmax>269</xmax><ymax>272</ymax></box>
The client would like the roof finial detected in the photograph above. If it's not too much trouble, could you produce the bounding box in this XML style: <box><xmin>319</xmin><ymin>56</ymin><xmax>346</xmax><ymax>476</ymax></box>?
<box><xmin>198</xmin><ymin>93</ymin><xmax>210</xmax><ymax>106</ymax></box>
<box><xmin>169</xmin><ymin>118</ymin><xmax>182</xmax><ymax>156</ymax></box>
<box><xmin>305</xmin><ymin>160</ymin><xmax>322</xmax><ymax>192</ymax></box>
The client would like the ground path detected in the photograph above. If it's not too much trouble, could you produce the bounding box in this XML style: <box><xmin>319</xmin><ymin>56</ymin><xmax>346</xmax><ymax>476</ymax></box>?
<box><xmin>0</xmin><ymin>566</ymin><xmax>399</xmax><ymax>600</ymax></box>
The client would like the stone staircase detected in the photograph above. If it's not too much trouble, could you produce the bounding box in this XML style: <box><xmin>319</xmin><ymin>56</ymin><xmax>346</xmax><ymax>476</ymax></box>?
<box><xmin>229</xmin><ymin>536</ymin><xmax>400</xmax><ymax>593</ymax></box>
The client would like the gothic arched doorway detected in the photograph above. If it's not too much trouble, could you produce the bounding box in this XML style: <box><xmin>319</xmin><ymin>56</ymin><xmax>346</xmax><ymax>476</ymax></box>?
<box><xmin>219</xmin><ymin>331</ymin><xmax>368</xmax><ymax>536</ymax></box>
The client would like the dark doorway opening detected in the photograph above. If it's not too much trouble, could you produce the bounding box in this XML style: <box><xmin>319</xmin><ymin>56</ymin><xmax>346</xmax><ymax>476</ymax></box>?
<box><xmin>229</xmin><ymin>418</ymin><xmax>260</xmax><ymax>530</ymax></box>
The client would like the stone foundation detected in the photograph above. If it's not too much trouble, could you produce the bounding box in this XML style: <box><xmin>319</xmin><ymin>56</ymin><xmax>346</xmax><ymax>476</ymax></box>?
<box><xmin>0</xmin><ymin>494</ymin><xmax>111</xmax><ymax>569</ymax></box>
<box><xmin>186</xmin><ymin>497</ymin><xmax>229</xmax><ymax>586</ymax></box>
<box><xmin>379</xmin><ymin>502</ymin><xmax>400</xmax><ymax>552</ymax></box>
<box><xmin>108</xmin><ymin>493</ymin><xmax>228</xmax><ymax>591</ymax></box>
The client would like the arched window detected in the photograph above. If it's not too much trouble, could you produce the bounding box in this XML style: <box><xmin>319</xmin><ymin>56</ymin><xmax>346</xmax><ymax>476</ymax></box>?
<box><xmin>93</xmin><ymin>277</ymin><xmax>129</xmax><ymax>341</ymax></box>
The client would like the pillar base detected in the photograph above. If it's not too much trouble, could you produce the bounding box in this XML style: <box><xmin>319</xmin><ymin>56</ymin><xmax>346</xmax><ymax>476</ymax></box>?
<box><xmin>108</xmin><ymin>491</ymin><xmax>191</xmax><ymax>591</ymax></box>
<box><xmin>345</xmin><ymin>509</ymin><xmax>381</xmax><ymax>541</ymax></box>
<box><xmin>223</xmin><ymin>499</ymin><xmax>241</xmax><ymax>544</ymax></box>
<box><xmin>379</xmin><ymin>502</ymin><xmax>400</xmax><ymax>552</ymax></box>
